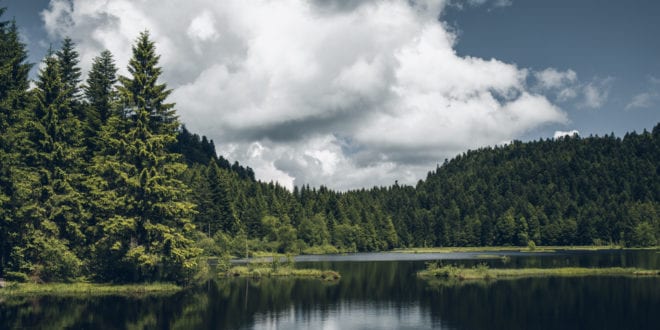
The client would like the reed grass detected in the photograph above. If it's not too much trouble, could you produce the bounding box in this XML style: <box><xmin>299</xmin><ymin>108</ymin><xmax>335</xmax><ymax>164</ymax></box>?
<box><xmin>0</xmin><ymin>282</ymin><xmax>181</xmax><ymax>297</ymax></box>
<box><xmin>225</xmin><ymin>266</ymin><xmax>340</xmax><ymax>281</ymax></box>
<box><xmin>418</xmin><ymin>263</ymin><xmax>660</xmax><ymax>280</ymax></box>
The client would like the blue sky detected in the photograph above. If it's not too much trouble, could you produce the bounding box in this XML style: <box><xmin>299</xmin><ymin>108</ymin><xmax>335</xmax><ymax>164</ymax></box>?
<box><xmin>5</xmin><ymin>0</ymin><xmax>659</xmax><ymax>190</ymax></box>
<box><xmin>443</xmin><ymin>0</ymin><xmax>660</xmax><ymax>138</ymax></box>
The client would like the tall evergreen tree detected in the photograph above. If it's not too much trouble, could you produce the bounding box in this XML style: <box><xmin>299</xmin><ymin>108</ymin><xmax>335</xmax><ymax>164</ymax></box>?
<box><xmin>55</xmin><ymin>37</ymin><xmax>82</xmax><ymax>102</ymax></box>
<box><xmin>9</xmin><ymin>53</ymin><xmax>87</xmax><ymax>281</ymax></box>
<box><xmin>118</xmin><ymin>32</ymin><xmax>177</xmax><ymax>135</ymax></box>
<box><xmin>90</xmin><ymin>31</ymin><xmax>199</xmax><ymax>283</ymax></box>
<box><xmin>206</xmin><ymin>160</ymin><xmax>239</xmax><ymax>235</ymax></box>
<box><xmin>0</xmin><ymin>13</ymin><xmax>32</xmax><ymax>276</ymax></box>
<box><xmin>84</xmin><ymin>49</ymin><xmax>117</xmax><ymax>133</ymax></box>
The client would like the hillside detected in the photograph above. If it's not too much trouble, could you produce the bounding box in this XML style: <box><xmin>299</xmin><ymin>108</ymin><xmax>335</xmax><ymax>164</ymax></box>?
<box><xmin>180</xmin><ymin>123</ymin><xmax>659</xmax><ymax>253</ymax></box>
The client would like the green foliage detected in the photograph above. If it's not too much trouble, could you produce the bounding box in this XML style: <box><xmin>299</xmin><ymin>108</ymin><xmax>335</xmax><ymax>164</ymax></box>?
<box><xmin>527</xmin><ymin>240</ymin><xmax>536</xmax><ymax>251</ymax></box>
<box><xmin>55</xmin><ymin>37</ymin><xmax>82</xmax><ymax>102</ymax></box>
<box><xmin>261</xmin><ymin>215</ymin><xmax>298</xmax><ymax>253</ymax></box>
<box><xmin>4</xmin><ymin>271</ymin><xmax>29</xmax><ymax>283</ymax></box>
<box><xmin>0</xmin><ymin>4</ymin><xmax>658</xmax><ymax>285</ymax></box>
<box><xmin>630</xmin><ymin>222</ymin><xmax>657</xmax><ymax>247</ymax></box>
<box><xmin>298</xmin><ymin>213</ymin><xmax>330</xmax><ymax>246</ymax></box>
<box><xmin>0</xmin><ymin>12</ymin><xmax>33</xmax><ymax>277</ymax></box>
<box><xmin>84</xmin><ymin>49</ymin><xmax>117</xmax><ymax>138</ymax></box>
<box><xmin>87</xmin><ymin>31</ymin><xmax>200</xmax><ymax>283</ymax></box>
<box><xmin>225</xmin><ymin>264</ymin><xmax>340</xmax><ymax>281</ymax></box>
<box><xmin>419</xmin><ymin>264</ymin><xmax>660</xmax><ymax>280</ymax></box>
<box><xmin>0</xmin><ymin>282</ymin><xmax>181</xmax><ymax>296</ymax></box>
<box><xmin>29</xmin><ymin>230</ymin><xmax>82</xmax><ymax>282</ymax></box>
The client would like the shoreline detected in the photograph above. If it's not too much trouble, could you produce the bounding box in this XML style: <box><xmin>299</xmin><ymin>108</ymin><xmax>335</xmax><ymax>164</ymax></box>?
<box><xmin>418</xmin><ymin>265</ymin><xmax>660</xmax><ymax>281</ymax></box>
<box><xmin>0</xmin><ymin>282</ymin><xmax>181</xmax><ymax>297</ymax></box>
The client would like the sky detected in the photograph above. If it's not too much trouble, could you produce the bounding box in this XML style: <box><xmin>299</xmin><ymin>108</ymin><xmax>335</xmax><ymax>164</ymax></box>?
<box><xmin>5</xmin><ymin>0</ymin><xmax>660</xmax><ymax>190</ymax></box>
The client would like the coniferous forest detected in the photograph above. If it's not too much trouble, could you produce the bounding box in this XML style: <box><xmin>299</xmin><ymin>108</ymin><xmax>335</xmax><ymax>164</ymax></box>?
<box><xmin>0</xmin><ymin>9</ymin><xmax>658</xmax><ymax>284</ymax></box>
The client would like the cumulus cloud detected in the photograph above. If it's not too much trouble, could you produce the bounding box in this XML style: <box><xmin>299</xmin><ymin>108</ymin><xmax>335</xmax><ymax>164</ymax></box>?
<box><xmin>553</xmin><ymin>130</ymin><xmax>579</xmax><ymax>139</ymax></box>
<box><xmin>42</xmin><ymin>0</ymin><xmax>568</xmax><ymax>190</ymax></box>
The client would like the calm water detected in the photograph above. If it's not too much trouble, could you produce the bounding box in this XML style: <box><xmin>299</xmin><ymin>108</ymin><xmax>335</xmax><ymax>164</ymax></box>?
<box><xmin>1</xmin><ymin>249</ymin><xmax>659</xmax><ymax>329</ymax></box>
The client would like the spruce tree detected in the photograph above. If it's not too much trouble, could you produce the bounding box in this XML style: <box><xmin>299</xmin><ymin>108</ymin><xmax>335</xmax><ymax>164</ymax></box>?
<box><xmin>207</xmin><ymin>160</ymin><xmax>239</xmax><ymax>235</ymax></box>
<box><xmin>0</xmin><ymin>14</ymin><xmax>32</xmax><ymax>276</ymax></box>
<box><xmin>84</xmin><ymin>49</ymin><xmax>117</xmax><ymax>132</ymax></box>
<box><xmin>55</xmin><ymin>37</ymin><xmax>82</xmax><ymax>103</ymax></box>
<box><xmin>90</xmin><ymin>31</ymin><xmax>199</xmax><ymax>283</ymax></box>
<box><xmin>10</xmin><ymin>53</ymin><xmax>86</xmax><ymax>281</ymax></box>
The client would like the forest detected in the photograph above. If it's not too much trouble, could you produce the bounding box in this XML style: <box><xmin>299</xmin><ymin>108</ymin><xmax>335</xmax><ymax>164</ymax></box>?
<box><xmin>0</xmin><ymin>8</ymin><xmax>658</xmax><ymax>284</ymax></box>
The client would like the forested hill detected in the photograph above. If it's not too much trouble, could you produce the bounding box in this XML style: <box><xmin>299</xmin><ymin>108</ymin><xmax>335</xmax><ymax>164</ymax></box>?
<box><xmin>409</xmin><ymin>129</ymin><xmax>659</xmax><ymax>247</ymax></box>
<box><xmin>179</xmin><ymin>117</ymin><xmax>659</xmax><ymax>253</ymax></box>
<box><xmin>171</xmin><ymin>126</ymin><xmax>255</xmax><ymax>181</ymax></box>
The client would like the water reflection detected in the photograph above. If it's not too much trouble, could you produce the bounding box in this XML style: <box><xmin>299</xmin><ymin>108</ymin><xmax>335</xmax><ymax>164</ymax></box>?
<box><xmin>0</xmin><ymin>250</ymin><xmax>658</xmax><ymax>329</ymax></box>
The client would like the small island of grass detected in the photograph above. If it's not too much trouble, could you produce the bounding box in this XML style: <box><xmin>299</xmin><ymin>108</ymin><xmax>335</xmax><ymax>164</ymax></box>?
<box><xmin>223</xmin><ymin>257</ymin><xmax>340</xmax><ymax>281</ymax></box>
<box><xmin>225</xmin><ymin>266</ymin><xmax>340</xmax><ymax>281</ymax></box>
<box><xmin>418</xmin><ymin>263</ymin><xmax>660</xmax><ymax>281</ymax></box>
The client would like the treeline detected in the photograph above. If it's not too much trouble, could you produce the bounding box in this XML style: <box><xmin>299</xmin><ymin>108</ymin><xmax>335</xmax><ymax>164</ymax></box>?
<box><xmin>0</xmin><ymin>7</ymin><xmax>658</xmax><ymax>284</ymax></box>
<box><xmin>409</xmin><ymin>132</ymin><xmax>659</xmax><ymax>248</ymax></box>
<box><xmin>179</xmin><ymin>124</ymin><xmax>659</xmax><ymax>256</ymax></box>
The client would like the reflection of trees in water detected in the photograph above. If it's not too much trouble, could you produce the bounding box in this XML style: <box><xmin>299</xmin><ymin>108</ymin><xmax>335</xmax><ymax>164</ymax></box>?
<box><xmin>0</xmin><ymin>294</ymin><xmax>190</xmax><ymax>329</ymax></box>
<box><xmin>1</xmin><ymin>253</ymin><xmax>659</xmax><ymax>329</ymax></box>
<box><xmin>421</xmin><ymin>277</ymin><xmax>660</xmax><ymax>330</ymax></box>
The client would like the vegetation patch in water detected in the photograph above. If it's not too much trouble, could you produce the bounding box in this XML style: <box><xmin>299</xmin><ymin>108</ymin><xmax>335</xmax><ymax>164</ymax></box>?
<box><xmin>225</xmin><ymin>266</ymin><xmax>340</xmax><ymax>281</ymax></box>
<box><xmin>418</xmin><ymin>263</ymin><xmax>660</xmax><ymax>280</ymax></box>
<box><xmin>224</xmin><ymin>257</ymin><xmax>340</xmax><ymax>281</ymax></box>
<box><xmin>0</xmin><ymin>282</ymin><xmax>181</xmax><ymax>297</ymax></box>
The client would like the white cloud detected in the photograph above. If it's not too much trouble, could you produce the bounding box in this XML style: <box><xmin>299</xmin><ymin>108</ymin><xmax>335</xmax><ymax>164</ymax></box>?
<box><xmin>533</xmin><ymin>69</ymin><xmax>619</xmax><ymax>109</ymax></box>
<box><xmin>625</xmin><ymin>76</ymin><xmax>660</xmax><ymax>111</ymax></box>
<box><xmin>534</xmin><ymin>68</ymin><xmax>577</xmax><ymax>90</ymax></box>
<box><xmin>532</xmin><ymin>67</ymin><xmax>581</xmax><ymax>102</ymax></box>
<box><xmin>42</xmin><ymin>0</ymin><xmax>568</xmax><ymax>190</ymax></box>
<box><xmin>187</xmin><ymin>11</ymin><xmax>219</xmax><ymax>45</ymax></box>
<box><xmin>581</xmin><ymin>77</ymin><xmax>614</xmax><ymax>109</ymax></box>
<box><xmin>625</xmin><ymin>92</ymin><xmax>657</xmax><ymax>111</ymax></box>
<box><xmin>553</xmin><ymin>130</ymin><xmax>579</xmax><ymax>139</ymax></box>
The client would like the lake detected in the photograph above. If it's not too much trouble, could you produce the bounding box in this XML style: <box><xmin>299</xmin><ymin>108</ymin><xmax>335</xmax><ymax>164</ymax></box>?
<box><xmin>1</xmin><ymin>249</ymin><xmax>659</xmax><ymax>329</ymax></box>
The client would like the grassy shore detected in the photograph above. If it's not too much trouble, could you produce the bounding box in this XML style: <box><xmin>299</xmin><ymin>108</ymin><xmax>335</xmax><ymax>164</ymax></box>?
<box><xmin>225</xmin><ymin>266</ymin><xmax>340</xmax><ymax>281</ymax></box>
<box><xmin>0</xmin><ymin>282</ymin><xmax>181</xmax><ymax>297</ymax></box>
<box><xmin>418</xmin><ymin>264</ymin><xmax>660</xmax><ymax>280</ymax></box>
<box><xmin>394</xmin><ymin>245</ymin><xmax>634</xmax><ymax>254</ymax></box>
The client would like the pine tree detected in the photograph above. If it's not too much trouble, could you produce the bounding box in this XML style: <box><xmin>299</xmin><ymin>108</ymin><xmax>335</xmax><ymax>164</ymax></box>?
<box><xmin>84</xmin><ymin>49</ymin><xmax>117</xmax><ymax>133</ymax></box>
<box><xmin>118</xmin><ymin>32</ymin><xmax>177</xmax><ymax>135</ymax></box>
<box><xmin>9</xmin><ymin>53</ymin><xmax>87</xmax><ymax>281</ymax></box>
<box><xmin>0</xmin><ymin>14</ymin><xmax>32</xmax><ymax>276</ymax></box>
<box><xmin>207</xmin><ymin>160</ymin><xmax>238</xmax><ymax>235</ymax></box>
<box><xmin>90</xmin><ymin>31</ymin><xmax>200</xmax><ymax>283</ymax></box>
<box><xmin>56</xmin><ymin>37</ymin><xmax>82</xmax><ymax>103</ymax></box>
<box><xmin>186</xmin><ymin>163</ymin><xmax>214</xmax><ymax>236</ymax></box>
